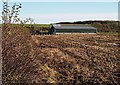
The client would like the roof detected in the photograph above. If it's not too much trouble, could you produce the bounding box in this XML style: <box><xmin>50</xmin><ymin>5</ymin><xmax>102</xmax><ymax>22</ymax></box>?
<box><xmin>51</xmin><ymin>24</ymin><xmax>96</xmax><ymax>30</ymax></box>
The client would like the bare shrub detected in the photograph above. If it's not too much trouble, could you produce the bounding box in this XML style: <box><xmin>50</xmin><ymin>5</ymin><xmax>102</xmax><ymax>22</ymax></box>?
<box><xmin>2</xmin><ymin>25</ymin><xmax>32</xmax><ymax>83</ymax></box>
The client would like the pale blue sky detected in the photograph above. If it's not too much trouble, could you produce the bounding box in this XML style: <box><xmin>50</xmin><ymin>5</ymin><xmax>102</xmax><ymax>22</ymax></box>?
<box><xmin>9</xmin><ymin>0</ymin><xmax>120</xmax><ymax>2</ymax></box>
<box><xmin>20</xmin><ymin>2</ymin><xmax>117</xmax><ymax>14</ymax></box>
<box><xmin>0</xmin><ymin>1</ymin><xmax>119</xmax><ymax>24</ymax></box>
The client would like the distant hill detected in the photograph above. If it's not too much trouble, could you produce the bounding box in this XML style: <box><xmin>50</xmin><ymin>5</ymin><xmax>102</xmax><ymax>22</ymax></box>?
<box><xmin>57</xmin><ymin>20</ymin><xmax>118</xmax><ymax>24</ymax></box>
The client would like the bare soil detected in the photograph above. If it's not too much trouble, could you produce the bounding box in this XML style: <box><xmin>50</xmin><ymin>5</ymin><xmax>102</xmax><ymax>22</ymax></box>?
<box><xmin>31</xmin><ymin>34</ymin><xmax>120</xmax><ymax>84</ymax></box>
<box><xmin>2</xmin><ymin>27</ymin><xmax>120</xmax><ymax>84</ymax></box>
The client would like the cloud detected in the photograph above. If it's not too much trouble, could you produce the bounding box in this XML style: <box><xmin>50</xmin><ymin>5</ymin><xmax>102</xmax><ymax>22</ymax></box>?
<box><xmin>20</xmin><ymin>13</ymin><xmax>118</xmax><ymax>24</ymax></box>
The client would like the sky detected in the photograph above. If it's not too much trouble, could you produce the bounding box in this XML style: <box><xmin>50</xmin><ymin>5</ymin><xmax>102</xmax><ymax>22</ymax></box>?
<box><xmin>8</xmin><ymin>0</ymin><xmax>120</xmax><ymax>2</ymax></box>
<box><xmin>0</xmin><ymin>0</ymin><xmax>119</xmax><ymax>24</ymax></box>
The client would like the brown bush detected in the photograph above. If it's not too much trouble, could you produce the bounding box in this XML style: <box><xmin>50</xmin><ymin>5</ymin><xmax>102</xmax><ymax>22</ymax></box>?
<box><xmin>2</xmin><ymin>25</ymin><xmax>35</xmax><ymax>83</ymax></box>
<box><xmin>2</xmin><ymin>25</ymin><xmax>59</xmax><ymax>84</ymax></box>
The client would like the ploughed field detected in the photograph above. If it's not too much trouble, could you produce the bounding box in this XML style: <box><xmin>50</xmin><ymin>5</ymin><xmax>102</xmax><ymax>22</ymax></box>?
<box><xmin>31</xmin><ymin>34</ymin><xmax>120</xmax><ymax>84</ymax></box>
<box><xmin>3</xmin><ymin>29</ymin><xmax>120</xmax><ymax>84</ymax></box>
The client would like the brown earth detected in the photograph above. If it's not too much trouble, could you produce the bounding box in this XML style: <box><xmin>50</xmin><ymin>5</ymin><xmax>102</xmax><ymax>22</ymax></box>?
<box><xmin>2</xmin><ymin>27</ymin><xmax>120</xmax><ymax>84</ymax></box>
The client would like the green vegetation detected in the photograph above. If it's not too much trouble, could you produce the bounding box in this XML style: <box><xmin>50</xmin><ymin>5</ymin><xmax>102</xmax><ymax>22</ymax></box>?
<box><xmin>90</xmin><ymin>21</ymin><xmax>119</xmax><ymax>33</ymax></box>
<box><xmin>1</xmin><ymin>21</ymin><xmax>119</xmax><ymax>35</ymax></box>
<box><xmin>25</xmin><ymin>24</ymin><xmax>50</xmax><ymax>31</ymax></box>
<box><xmin>97</xmin><ymin>32</ymin><xmax>119</xmax><ymax>35</ymax></box>
<box><xmin>24</xmin><ymin>24</ymin><xmax>50</xmax><ymax>34</ymax></box>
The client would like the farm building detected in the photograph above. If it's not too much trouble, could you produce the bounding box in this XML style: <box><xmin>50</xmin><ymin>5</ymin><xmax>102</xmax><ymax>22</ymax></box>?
<box><xmin>49</xmin><ymin>24</ymin><xmax>97</xmax><ymax>34</ymax></box>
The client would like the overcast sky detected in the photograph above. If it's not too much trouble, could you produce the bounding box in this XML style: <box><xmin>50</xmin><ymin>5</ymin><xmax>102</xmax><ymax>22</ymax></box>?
<box><xmin>0</xmin><ymin>0</ymin><xmax>119</xmax><ymax>24</ymax></box>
